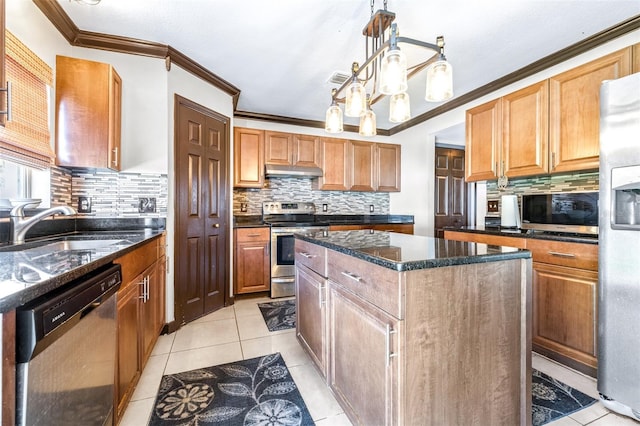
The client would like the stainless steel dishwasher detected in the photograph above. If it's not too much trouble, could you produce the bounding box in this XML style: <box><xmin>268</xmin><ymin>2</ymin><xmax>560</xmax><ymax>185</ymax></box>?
<box><xmin>16</xmin><ymin>263</ymin><xmax>122</xmax><ymax>426</ymax></box>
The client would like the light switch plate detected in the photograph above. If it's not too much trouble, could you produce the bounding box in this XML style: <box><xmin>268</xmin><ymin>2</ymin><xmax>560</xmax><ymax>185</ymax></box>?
<box><xmin>77</xmin><ymin>196</ymin><xmax>91</xmax><ymax>213</ymax></box>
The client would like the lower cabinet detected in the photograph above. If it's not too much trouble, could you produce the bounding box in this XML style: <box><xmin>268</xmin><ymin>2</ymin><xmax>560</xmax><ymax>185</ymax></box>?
<box><xmin>295</xmin><ymin>265</ymin><xmax>327</xmax><ymax>377</ymax></box>
<box><xmin>115</xmin><ymin>235</ymin><xmax>166</xmax><ymax>422</ymax></box>
<box><xmin>234</xmin><ymin>227</ymin><xmax>271</xmax><ymax>294</ymax></box>
<box><xmin>328</xmin><ymin>223</ymin><xmax>414</xmax><ymax>234</ymax></box>
<box><xmin>328</xmin><ymin>283</ymin><xmax>400</xmax><ymax>426</ymax></box>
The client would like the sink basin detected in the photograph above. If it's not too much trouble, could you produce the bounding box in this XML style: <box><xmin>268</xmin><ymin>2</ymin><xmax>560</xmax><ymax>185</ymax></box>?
<box><xmin>35</xmin><ymin>239</ymin><xmax>124</xmax><ymax>251</ymax></box>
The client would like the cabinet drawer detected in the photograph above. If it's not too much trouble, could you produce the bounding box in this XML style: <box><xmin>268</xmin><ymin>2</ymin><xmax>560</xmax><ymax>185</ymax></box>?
<box><xmin>526</xmin><ymin>239</ymin><xmax>598</xmax><ymax>271</ymax></box>
<box><xmin>327</xmin><ymin>249</ymin><xmax>403</xmax><ymax>319</ymax></box>
<box><xmin>115</xmin><ymin>238</ymin><xmax>158</xmax><ymax>284</ymax></box>
<box><xmin>295</xmin><ymin>239</ymin><xmax>327</xmax><ymax>277</ymax></box>
<box><xmin>444</xmin><ymin>230</ymin><xmax>526</xmax><ymax>249</ymax></box>
<box><xmin>236</xmin><ymin>227</ymin><xmax>270</xmax><ymax>242</ymax></box>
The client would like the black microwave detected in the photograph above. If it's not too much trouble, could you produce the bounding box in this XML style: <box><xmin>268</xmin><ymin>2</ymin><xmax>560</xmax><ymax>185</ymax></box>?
<box><xmin>520</xmin><ymin>192</ymin><xmax>599</xmax><ymax>235</ymax></box>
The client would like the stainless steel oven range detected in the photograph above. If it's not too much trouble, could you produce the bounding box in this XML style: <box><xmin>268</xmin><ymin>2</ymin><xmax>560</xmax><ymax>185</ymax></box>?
<box><xmin>262</xmin><ymin>202</ymin><xmax>328</xmax><ymax>298</ymax></box>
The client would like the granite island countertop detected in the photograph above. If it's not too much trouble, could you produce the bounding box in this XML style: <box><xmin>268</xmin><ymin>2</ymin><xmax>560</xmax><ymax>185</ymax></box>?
<box><xmin>295</xmin><ymin>229</ymin><xmax>531</xmax><ymax>272</ymax></box>
<box><xmin>234</xmin><ymin>214</ymin><xmax>415</xmax><ymax>228</ymax></box>
<box><xmin>0</xmin><ymin>229</ymin><xmax>164</xmax><ymax>313</ymax></box>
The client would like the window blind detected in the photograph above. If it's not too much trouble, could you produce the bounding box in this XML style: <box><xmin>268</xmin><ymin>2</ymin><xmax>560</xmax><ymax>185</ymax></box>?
<box><xmin>0</xmin><ymin>30</ymin><xmax>54</xmax><ymax>169</ymax></box>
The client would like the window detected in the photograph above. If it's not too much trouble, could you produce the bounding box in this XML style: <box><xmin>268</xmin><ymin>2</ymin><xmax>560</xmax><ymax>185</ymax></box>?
<box><xmin>0</xmin><ymin>158</ymin><xmax>50</xmax><ymax>208</ymax></box>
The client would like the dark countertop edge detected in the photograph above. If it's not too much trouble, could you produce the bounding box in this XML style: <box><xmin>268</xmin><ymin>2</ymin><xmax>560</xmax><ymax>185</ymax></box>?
<box><xmin>295</xmin><ymin>233</ymin><xmax>531</xmax><ymax>272</ymax></box>
<box><xmin>0</xmin><ymin>231</ymin><xmax>165</xmax><ymax>314</ymax></box>
<box><xmin>446</xmin><ymin>227</ymin><xmax>599</xmax><ymax>245</ymax></box>
<box><xmin>233</xmin><ymin>214</ymin><xmax>415</xmax><ymax>228</ymax></box>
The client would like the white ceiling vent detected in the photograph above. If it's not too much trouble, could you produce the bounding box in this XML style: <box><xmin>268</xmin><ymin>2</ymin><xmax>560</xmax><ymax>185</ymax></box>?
<box><xmin>327</xmin><ymin>71</ymin><xmax>350</xmax><ymax>85</ymax></box>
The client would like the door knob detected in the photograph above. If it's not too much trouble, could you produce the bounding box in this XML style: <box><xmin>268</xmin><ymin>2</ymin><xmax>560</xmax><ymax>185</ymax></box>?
<box><xmin>213</xmin><ymin>224</ymin><xmax>220</xmax><ymax>228</ymax></box>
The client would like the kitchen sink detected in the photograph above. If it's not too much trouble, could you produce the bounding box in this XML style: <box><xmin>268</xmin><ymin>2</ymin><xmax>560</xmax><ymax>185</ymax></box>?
<box><xmin>33</xmin><ymin>239</ymin><xmax>124</xmax><ymax>252</ymax></box>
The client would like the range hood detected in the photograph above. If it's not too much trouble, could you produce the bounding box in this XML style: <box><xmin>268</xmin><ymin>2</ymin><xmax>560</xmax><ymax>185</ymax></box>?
<box><xmin>264</xmin><ymin>164</ymin><xmax>323</xmax><ymax>178</ymax></box>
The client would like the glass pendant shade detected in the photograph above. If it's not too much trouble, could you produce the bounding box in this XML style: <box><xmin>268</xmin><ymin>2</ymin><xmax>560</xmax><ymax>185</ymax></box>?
<box><xmin>359</xmin><ymin>108</ymin><xmax>377</xmax><ymax>137</ymax></box>
<box><xmin>345</xmin><ymin>80</ymin><xmax>367</xmax><ymax>117</ymax></box>
<box><xmin>379</xmin><ymin>48</ymin><xmax>408</xmax><ymax>95</ymax></box>
<box><xmin>325</xmin><ymin>103</ymin><xmax>344</xmax><ymax>133</ymax></box>
<box><xmin>389</xmin><ymin>92</ymin><xmax>411</xmax><ymax>123</ymax></box>
<box><xmin>425</xmin><ymin>58</ymin><xmax>453</xmax><ymax>102</ymax></box>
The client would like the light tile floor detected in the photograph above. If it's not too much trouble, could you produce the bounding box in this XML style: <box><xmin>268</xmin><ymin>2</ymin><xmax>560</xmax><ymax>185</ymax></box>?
<box><xmin>120</xmin><ymin>295</ymin><xmax>636</xmax><ymax>426</ymax></box>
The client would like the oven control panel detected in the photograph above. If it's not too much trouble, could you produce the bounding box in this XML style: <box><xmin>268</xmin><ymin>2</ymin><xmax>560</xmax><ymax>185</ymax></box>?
<box><xmin>262</xmin><ymin>201</ymin><xmax>316</xmax><ymax>215</ymax></box>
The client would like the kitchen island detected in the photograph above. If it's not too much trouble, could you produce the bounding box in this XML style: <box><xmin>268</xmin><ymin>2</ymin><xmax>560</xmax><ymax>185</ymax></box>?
<box><xmin>295</xmin><ymin>230</ymin><xmax>532</xmax><ymax>426</ymax></box>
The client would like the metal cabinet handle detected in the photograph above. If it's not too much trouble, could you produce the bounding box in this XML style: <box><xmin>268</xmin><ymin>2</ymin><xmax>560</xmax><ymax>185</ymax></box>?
<box><xmin>341</xmin><ymin>271</ymin><xmax>362</xmax><ymax>282</ymax></box>
<box><xmin>138</xmin><ymin>276</ymin><xmax>148</xmax><ymax>301</ymax></box>
<box><xmin>112</xmin><ymin>147</ymin><xmax>119</xmax><ymax>167</ymax></box>
<box><xmin>385</xmin><ymin>324</ymin><xmax>398</xmax><ymax>367</ymax></box>
<box><xmin>300</xmin><ymin>252</ymin><xmax>316</xmax><ymax>258</ymax></box>
<box><xmin>548</xmin><ymin>251</ymin><xmax>576</xmax><ymax>258</ymax></box>
<box><xmin>0</xmin><ymin>81</ymin><xmax>12</xmax><ymax>123</ymax></box>
<box><xmin>145</xmin><ymin>276</ymin><xmax>150</xmax><ymax>302</ymax></box>
<box><xmin>246</xmin><ymin>233</ymin><xmax>261</xmax><ymax>237</ymax></box>
<box><xmin>551</xmin><ymin>152</ymin><xmax>556</xmax><ymax>169</ymax></box>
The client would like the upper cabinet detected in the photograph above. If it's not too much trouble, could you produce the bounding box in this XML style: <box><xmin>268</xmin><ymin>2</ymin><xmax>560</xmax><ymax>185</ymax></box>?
<box><xmin>234</xmin><ymin>127</ymin><xmax>265</xmax><ymax>188</ymax></box>
<box><xmin>264</xmin><ymin>131</ymin><xmax>322</xmax><ymax>168</ymax></box>
<box><xmin>465</xmin><ymin>46</ymin><xmax>634</xmax><ymax>182</ymax></box>
<box><xmin>317</xmin><ymin>137</ymin><xmax>350</xmax><ymax>191</ymax></box>
<box><xmin>376</xmin><ymin>143</ymin><xmax>401</xmax><ymax>192</ymax></box>
<box><xmin>549</xmin><ymin>48</ymin><xmax>631</xmax><ymax>173</ymax></box>
<box><xmin>55</xmin><ymin>55</ymin><xmax>122</xmax><ymax>170</ymax></box>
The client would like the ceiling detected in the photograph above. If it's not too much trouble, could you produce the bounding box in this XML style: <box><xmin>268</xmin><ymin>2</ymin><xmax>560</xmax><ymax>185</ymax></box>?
<box><xmin>55</xmin><ymin>0</ymin><xmax>640</xmax><ymax>132</ymax></box>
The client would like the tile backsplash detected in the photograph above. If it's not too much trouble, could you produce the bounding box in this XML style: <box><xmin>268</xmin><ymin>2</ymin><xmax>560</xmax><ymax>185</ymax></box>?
<box><xmin>486</xmin><ymin>171</ymin><xmax>599</xmax><ymax>199</ymax></box>
<box><xmin>233</xmin><ymin>177</ymin><xmax>390</xmax><ymax>215</ymax></box>
<box><xmin>51</xmin><ymin>166</ymin><xmax>168</xmax><ymax>217</ymax></box>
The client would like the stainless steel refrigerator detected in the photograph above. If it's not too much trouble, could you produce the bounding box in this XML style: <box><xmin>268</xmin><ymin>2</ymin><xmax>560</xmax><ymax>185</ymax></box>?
<box><xmin>598</xmin><ymin>71</ymin><xmax>640</xmax><ymax>421</ymax></box>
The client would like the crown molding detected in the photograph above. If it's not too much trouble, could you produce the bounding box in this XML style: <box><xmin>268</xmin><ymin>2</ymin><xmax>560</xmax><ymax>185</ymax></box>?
<box><xmin>33</xmin><ymin>1</ymin><xmax>639</xmax><ymax>136</ymax></box>
<box><xmin>32</xmin><ymin>0</ymin><xmax>240</xmax><ymax>108</ymax></box>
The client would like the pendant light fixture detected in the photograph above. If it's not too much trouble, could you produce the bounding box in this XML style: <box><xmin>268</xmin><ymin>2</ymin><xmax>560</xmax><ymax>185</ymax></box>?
<box><xmin>344</xmin><ymin>63</ymin><xmax>367</xmax><ymax>117</ymax></box>
<box><xmin>359</xmin><ymin>96</ymin><xmax>377</xmax><ymax>136</ymax></box>
<box><xmin>323</xmin><ymin>0</ymin><xmax>454</xmax><ymax>134</ymax></box>
<box><xmin>389</xmin><ymin>91</ymin><xmax>410</xmax><ymax>123</ymax></box>
<box><xmin>325</xmin><ymin>89</ymin><xmax>344</xmax><ymax>133</ymax></box>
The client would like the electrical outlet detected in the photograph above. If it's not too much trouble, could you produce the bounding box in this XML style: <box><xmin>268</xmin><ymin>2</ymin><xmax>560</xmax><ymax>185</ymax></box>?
<box><xmin>369</xmin><ymin>204</ymin><xmax>374</xmax><ymax>213</ymax></box>
<box><xmin>240</xmin><ymin>203</ymin><xmax>248</xmax><ymax>212</ymax></box>
<box><xmin>77</xmin><ymin>196</ymin><xmax>91</xmax><ymax>213</ymax></box>
<box><xmin>322</xmin><ymin>204</ymin><xmax>328</xmax><ymax>212</ymax></box>
<box><xmin>138</xmin><ymin>197</ymin><xmax>156</xmax><ymax>213</ymax></box>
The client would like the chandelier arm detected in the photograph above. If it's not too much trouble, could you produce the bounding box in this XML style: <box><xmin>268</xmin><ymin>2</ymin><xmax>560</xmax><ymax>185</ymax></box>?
<box><xmin>395</xmin><ymin>36</ymin><xmax>440</xmax><ymax>52</ymax></box>
<box><xmin>406</xmin><ymin>53</ymin><xmax>441</xmax><ymax>78</ymax></box>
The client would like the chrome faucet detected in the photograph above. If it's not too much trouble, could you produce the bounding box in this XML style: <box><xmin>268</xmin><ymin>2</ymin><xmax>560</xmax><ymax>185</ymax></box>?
<box><xmin>9</xmin><ymin>200</ymin><xmax>76</xmax><ymax>244</ymax></box>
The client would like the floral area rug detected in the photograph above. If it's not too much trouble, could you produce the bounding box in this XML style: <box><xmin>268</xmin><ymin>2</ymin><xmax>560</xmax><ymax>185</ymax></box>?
<box><xmin>258</xmin><ymin>300</ymin><xmax>296</xmax><ymax>332</ymax></box>
<box><xmin>532</xmin><ymin>369</ymin><xmax>597</xmax><ymax>425</ymax></box>
<box><xmin>149</xmin><ymin>353</ymin><xmax>314</xmax><ymax>425</ymax></box>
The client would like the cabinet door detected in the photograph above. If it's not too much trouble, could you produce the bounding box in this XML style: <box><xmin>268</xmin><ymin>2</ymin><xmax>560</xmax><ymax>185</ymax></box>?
<box><xmin>293</xmin><ymin>134</ymin><xmax>322</xmax><ymax>168</ymax></box>
<box><xmin>532</xmin><ymin>262</ymin><xmax>598</xmax><ymax>371</ymax></box>
<box><xmin>502</xmin><ymin>80</ymin><xmax>548</xmax><ymax>177</ymax></box>
<box><xmin>235</xmin><ymin>240</ymin><xmax>270</xmax><ymax>294</ymax></box>
<box><xmin>371</xmin><ymin>224</ymin><xmax>414</xmax><ymax>234</ymax></box>
<box><xmin>296</xmin><ymin>266</ymin><xmax>327</xmax><ymax>378</ymax></box>
<box><xmin>116</xmin><ymin>279</ymin><xmax>141</xmax><ymax>420</ymax></box>
<box><xmin>234</xmin><ymin>127</ymin><xmax>264</xmax><ymax>188</ymax></box>
<box><xmin>108</xmin><ymin>67</ymin><xmax>122</xmax><ymax>170</ymax></box>
<box><xmin>265</xmin><ymin>131</ymin><xmax>293</xmax><ymax>165</ymax></box>
<box><xmin>350</xmin><ymin>140</ymin><xmax>375</xmax><ymax>191</ymax></box>
<box><xmin>317</xmin><ymin>138</ymin><xmax>350</xmax><ymax>190</ymax></box>
<box><xmin>549</xmin><ymin>48</ymin><xmax>631</xmax><ymax>173</ymax></box>
<box><xmin>328</xmin><ymin>283</ymin><xmax>400</xmax><ymax>426</ymax></box>
<box><xmin>465</xmin><ymin>98</ymin><xmax>501</xmax><ymax>182</ymax></box>
<box><xmin>376</xmin><ymin>143</ymin><xmax>401</xmax><ymax>192</ymax></box>
<box><xmin>140</xmin><ymin>259</ymin><xmax>165</xmax><ymax>364</ymax></box>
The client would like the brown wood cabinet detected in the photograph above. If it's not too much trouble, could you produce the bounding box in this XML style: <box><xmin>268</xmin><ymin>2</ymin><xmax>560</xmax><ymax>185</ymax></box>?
<box><xmin>55</xmin><ymin>55</ymin><xmax>122</xmax><ymax>170</ymax></box>
<box><xmin>298</xmin><ymin>241</ymin><xmax>531</xmax><ymax>426</ymax></box>
<box><xmin>328</xmin><ymin>224</ymin><xmax>414</xmax><ymax>234</ymax></box>
<box><xmin>234</xmin><ymin>227</ymin><xmax>270</xmax><ymax>294</ymax></box>
<box><xmin>350</xmin><ymin>140</ymin><xmax>375</xmax><ymax>191</ymax></box>
<box><xmin>466</xmin><ymin>80</ymin><xmax>549</xmax><ymax>182</ymax></box>
<box><xmin>465</xmin><ymin>98</ymin><xmax>501</xmax><ymax>182</ymax></box>
<box><xmin>317</xmin><ymin>137</ymin><xmax>350</xmax><ymax>191</ymax></box>
<box><xmin>264</xmin><ymin>131</ymin><xmax>322</xmax><ymax>168</ymax></box>
<box><xmin>234</xmin><ymin>127</ymin><xmax>265</xmax><ymax>188</ymax></box>
<box><xmin>444</xmin><ymin>229</ymin><xmax>598</xmax><ymax>376</ymax></box>
<box><xmin>114</xmin><ymin>235</ymin><xmax>166</xmax><ymax>421</ymax></box>
<box><xmin>549</xmin><ymin>48</ymin><xmax>631</xmax><ymax>173</ymax></box>
<box><xmin>295</xmin><ymin>239</ymin><xmax>329</xmax><ymax>378</ymax></box>
<box><xmin>376</xmin><ymin>143</ymin><xmax>401</xmax><ymax>192</ymax></box>
<box><xmin>502</xmin><ymin>80</ymin><xmax>549</xmax><ymax>177</ymax></box>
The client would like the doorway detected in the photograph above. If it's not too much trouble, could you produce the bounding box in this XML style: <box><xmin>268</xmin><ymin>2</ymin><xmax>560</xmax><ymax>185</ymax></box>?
<box><xmin>174</xmin><ymin>95</ymin><xmax>230</xmax><ymax>325</ymax></box>
<box><xmin>434</xmin><ymin>146</ymin><xmax>467</xmax><ymax>238</ymax></box>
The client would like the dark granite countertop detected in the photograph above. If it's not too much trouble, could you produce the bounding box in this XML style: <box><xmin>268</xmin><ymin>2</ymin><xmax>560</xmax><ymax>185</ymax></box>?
<box><xmin>295</xmin><ymin>230</ymin><xmax>530</xmax><ymax>272</ymax></box>
<box><xmin>234</xmin><ymin>214</ymin><xmax>414</xmax><ymax>228</ymax></box>
<box><xmin>446</xmin><ymin>226</ymin><xmax>598</xmax><ymax>245</ymax></box>
<box><xmin>0</xmin><ymin>229</ymin><xmax>164</xmax><ymax>313</ymax></box>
